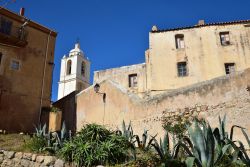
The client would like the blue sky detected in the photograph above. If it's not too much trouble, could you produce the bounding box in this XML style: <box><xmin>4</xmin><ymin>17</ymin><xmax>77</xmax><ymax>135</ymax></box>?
<box><xmin>6</xmin><ymin>0</ymin><xmax>250</xmax><ymax>101</ymax></box>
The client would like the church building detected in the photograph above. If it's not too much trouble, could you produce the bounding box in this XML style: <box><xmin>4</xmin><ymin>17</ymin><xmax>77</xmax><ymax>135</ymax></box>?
<box><xmin>57</xmin><ymin>20</ymin><xmax>250</xmax><ymax>142</ymax></box>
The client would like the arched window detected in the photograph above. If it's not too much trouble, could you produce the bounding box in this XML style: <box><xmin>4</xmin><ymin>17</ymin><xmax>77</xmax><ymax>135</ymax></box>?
<box><xmin>81</xmin><ymin>61</ymin><xmax>85</xmax><ymax>76</ymax></box>
<box><xmin>67</xmin><ymin>60</ymin><xmax>72</xmax><ymax>75</ymax></box>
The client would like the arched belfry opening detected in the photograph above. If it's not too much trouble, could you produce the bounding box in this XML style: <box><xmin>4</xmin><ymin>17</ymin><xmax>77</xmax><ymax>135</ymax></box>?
<box><xmin>67</xmin><ymin>60</ymin><xmax>72</xmax><ymax>75</ymax></box>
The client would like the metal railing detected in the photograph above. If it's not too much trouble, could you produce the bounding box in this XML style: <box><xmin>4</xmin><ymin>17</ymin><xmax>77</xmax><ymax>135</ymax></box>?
<box><xmin>0</xmin><ymin>24</ymin><xmax>28</xmax><ymax>42</ymax></box>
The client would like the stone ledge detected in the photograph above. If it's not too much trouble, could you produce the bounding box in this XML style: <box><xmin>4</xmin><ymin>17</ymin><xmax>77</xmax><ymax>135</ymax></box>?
<box><xmin>0</xmin><ymin>150</ymin><xmax>65</xmax><ymax>167</ymax></box>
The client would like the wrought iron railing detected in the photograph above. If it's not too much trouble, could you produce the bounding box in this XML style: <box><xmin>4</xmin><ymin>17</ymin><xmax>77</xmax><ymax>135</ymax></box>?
<box><xmin>0</xmin><ymin>25</ymin><xmax>28</xmax><ymax>42</ymax></box>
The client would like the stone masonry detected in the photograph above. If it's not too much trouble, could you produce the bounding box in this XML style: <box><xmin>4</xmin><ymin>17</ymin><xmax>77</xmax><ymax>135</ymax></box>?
<box><xmin>0</xmin><ymin>150</ymin><xmax>67</xmax><ymax>167</ymax></box>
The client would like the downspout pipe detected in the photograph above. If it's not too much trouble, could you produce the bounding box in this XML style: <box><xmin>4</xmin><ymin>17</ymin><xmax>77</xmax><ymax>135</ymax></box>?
<box><xmin>39</xmin><ymin>30</ymin><xmax>52</xmax><ymax>123</ymax></box>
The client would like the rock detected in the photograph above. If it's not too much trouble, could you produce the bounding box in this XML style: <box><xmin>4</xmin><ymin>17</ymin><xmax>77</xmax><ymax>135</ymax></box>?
<box><xmin>23</xmin><ymin>153</ymin><xmax>32</xmax><ymax>160</ymax></box>
<box><xmin>21</xmin><ymin>159</ymin><xmax>30</xmax><ymax>167</ymax></box>
<box><xmin>32</xmin><ymin>154</ymin><xmax>37</xmax><ymax>161</ymax></box>
<box><xmin>12</xmin><ymin>158</ymin><xmax>21</xmax><ymax>166</ymax></box>
<box><xmin>15</xmin><ymin>152</ymin><xmax>23</xmax><ymax>159</ymax></box>
<box><xmin>36</xmin><ymin>155</ymin><xmax>44</xmax><ymax>163</ymax></box>
<box><xmin>4</xmin><ymin>151</ymin><xmax>15</xmax><ymax>159</ymax></box>
<box><xmin>54</xmin><ymin>159</ymin><xmax>65</xmax><ymax>167</ymax></box>
<box><xmin>43</xmin><ymin>156</ymin><xmax>56</xmax><ymax>166</ymax></box>
<box><xmin>0</xmin><ymin>156</ymin><xmax>3</xmax><ymax>164</ymax></box>
<box><xmin>1</xmin><ymin>159</ymin><xmax>13</xmax><ymax>166</ymax></box>
<box><xmin>33</xmin><ymin>162</ymin><xmax>42</xmax><ymax>167</ymax></box>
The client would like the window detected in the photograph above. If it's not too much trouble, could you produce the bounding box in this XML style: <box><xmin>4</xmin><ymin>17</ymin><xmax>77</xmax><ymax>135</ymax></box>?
<box><xmin>128</xmin><ymin>74</ymin><xmax>138</xmax><ymax>88</ymax></box>
<box><xmin>175</xmin><ymin>34</ymin><xmax>185</xmax><ymax>49</ymax></box>
<box><xmin>81</xmin><ymin>61</ymin><xmax>85</xmax><ymax>76</ymax></box>
<box><xmin>177</xmin><ymin>62</ymin><xmax>187</xmax><ymax>77</ymax></box>
<box><xmin>220</xmin><ymin>32</ymin><xmax>230</xmax><ymax>46</ymax></box>
<box><xmin>225</xmin><ymin>63</ymin><xmax>235</xmax><ymax>74</ymax></box>
<box><xmin>0</xmin><ymin>52</ymin><xmax>2</xmax><ymax>66</ymax></box>
<box><xmin>0</xmin><ymin>17</ymin><xmax>12</xmax><ymax>35</ymax></box>
<box><xmin>66</xmin><ymin>60</ymin><xmax>72</xmax><ymax>75</ymax></box>
<box><xmin>11</xmin><ymin>60</ymin><xmax>20</xmax><ymax>70</ymax></box>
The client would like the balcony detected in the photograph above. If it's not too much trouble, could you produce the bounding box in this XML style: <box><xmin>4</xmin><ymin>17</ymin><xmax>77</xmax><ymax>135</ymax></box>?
<box><xmin>0</xmin><ymin>21</ymin><xmax>28</xmax><ymax>47</ymax></box>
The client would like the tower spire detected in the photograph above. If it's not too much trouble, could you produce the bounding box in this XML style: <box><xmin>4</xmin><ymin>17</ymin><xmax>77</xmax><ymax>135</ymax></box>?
<box><xmin>75</xmin><ymin>37</ymin><xmax>80</xmax><ymax>49</ymax></box>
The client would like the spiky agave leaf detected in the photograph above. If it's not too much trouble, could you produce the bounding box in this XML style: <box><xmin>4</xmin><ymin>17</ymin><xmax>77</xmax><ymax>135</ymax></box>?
<box><xmin>205</xmin><ymin>123</ymin><xmax>215</xmax><ymax>167</ymax></box>
<box><xmin>146</xmin><ymin>134</ymin><xmax>157</xmax><ymax>150</ymax></box>
<box><xmin>185</xmin><ymin>157</ymin><xmax>196</xmax><ymax>167</ymax></box>
<box><xmin>163</xmin><ymin>132</ymin><xmax>170</xmax><ymax>154</ymax></box>
<box><xmin>122</xmin><ymin>120</ymin><xmax>126</xmax><ymax>134</ymax></box>
<box><xmin>241</xmin><ymin>128</ymin><xmax>250</xmax><ymax>147</ymax></box>
<box><xmin>61</xmin><ymin>121</ymin><xmax>66</xmax><ymax>141</ymax></box>
<box><xmin>142</xmin><ymin>129</ymin><xmax>148</xmax><ymax>148</ymax></box>
<box><xmin>229</xmin><ymin>125</ymin><xmax>245</xmax><ymax>141</ymax></box>
<box><xmin>188</xmin><ymin>120</ymin><xmax>206</xmax><ymax>166</ymax></box>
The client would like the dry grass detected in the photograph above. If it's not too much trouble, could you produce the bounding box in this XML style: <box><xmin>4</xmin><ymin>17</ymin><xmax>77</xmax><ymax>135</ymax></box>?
<box><xmin>0</xmin><ymin>134</ymin><xmax>31</xmax><ymax>152</ymax></box>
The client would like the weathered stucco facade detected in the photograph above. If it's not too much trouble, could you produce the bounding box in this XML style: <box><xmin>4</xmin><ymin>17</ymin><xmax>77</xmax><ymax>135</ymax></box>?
<box><xmin>77</xmin><ymin>20</ymin><xmax>250</xmax><ymax>143</ymax></box>
<box><xmin>0</xmin><ymin>8</ymin><xmax>57</xmax><ymax>132</ymax></box>
<box><xmin>77</xmin><ymin>68</ymin><xmax>250</xmax><ymax>143</ymax></box>
<box><xmin>94</xmin><ymin>20</ymin><xmax>250</xmax><ymax>96</ymax></box>
<box><xmin>94</xmin><ymin>63</ymin><xmax>146</xmax><ymax>97</ymax></box>
<box><xmin>147</xmin><ymin>20</ymin><xmax>250</xmax><ymax>93</ymax></box>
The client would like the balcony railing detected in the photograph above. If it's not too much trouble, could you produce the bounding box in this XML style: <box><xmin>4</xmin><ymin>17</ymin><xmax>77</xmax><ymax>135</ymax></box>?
<box><xmin>0</xmin><ymin>23</ymin><xmax>28</xmax><ymax>47</ymax></box>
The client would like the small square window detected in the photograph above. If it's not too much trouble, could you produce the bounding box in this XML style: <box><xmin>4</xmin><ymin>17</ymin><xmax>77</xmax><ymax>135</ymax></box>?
<box><xmin>220</xmin><ymin>32</ymin><xmax>230</xmax><ymax>46</ymax></box>
<box><xmin>11</xmin><ymin>60</ymin><xmax>20</xmax><ymax>70</ymax></box>
<box><xmin>224</xmin><ymin>63</ymin><xmax>235</xmax><ymax>74</ymax></box>
<box><xmin>175</xmin><ymin>34</ymin><xmax>185</xmax><ymax>49</ymax></box>
<box><xmin>177</xmin><ymin>62</ymin><xmax>187</xmax><ymax>77</ymax></box>
<box><xmin>128</xmin><ymin>74</ymin><xmax>138</xmax><ymax>88</ymax></box>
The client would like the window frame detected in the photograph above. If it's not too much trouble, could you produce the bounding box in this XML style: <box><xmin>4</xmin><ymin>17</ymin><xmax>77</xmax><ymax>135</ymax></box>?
<box><xmin>220</xmin><ymin>32</ymin><xmax>230</xmax><ymax>46</ymax></box>
<box><xmin>175</xmin><ymin>34</ymin><xmax>185</xmax><ymax>49</ymax></box>
<box><xmin>224</xmin><ymin>63</ymin><xmax>235</xmax><ymax>75</ymax></box>
<box><xmin>128</xmin><ymin>73</ymin><xmax>138</xmax><ymax>88</ymax></box>
<box><xmin>177</xmin><ymin>62</ymin><xmax>188</xmax><ymax>77</ymax></box>
<box><xmin>10</xmin><ymin>59</ymin><xmax>20</xmax><ymax>71</ymax></box>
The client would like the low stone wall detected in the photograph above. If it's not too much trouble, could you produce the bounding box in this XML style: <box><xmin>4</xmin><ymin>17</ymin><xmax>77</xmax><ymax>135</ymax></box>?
<box><xmin>0</xmin><ymin>150</ymin><xmax>66</xmax><ymax>167</ymax></box>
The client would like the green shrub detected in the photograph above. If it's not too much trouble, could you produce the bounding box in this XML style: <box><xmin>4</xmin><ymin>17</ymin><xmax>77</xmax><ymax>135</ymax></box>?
<box><xmin>59</xmin><ymin>123</ymin><xmax>132</xmax><ymax>166</ymax></box>
<box><xmin>26</xmin><ymin>136</ymin><xmax>47</xmax><ymax>152</ymax></box>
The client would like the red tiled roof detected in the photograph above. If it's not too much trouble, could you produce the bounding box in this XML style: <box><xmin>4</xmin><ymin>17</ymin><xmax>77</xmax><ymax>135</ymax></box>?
<box><xmin>151</xmin><ymin>20</ymin><xmax>250</xmax><ymax>33</ymax></box>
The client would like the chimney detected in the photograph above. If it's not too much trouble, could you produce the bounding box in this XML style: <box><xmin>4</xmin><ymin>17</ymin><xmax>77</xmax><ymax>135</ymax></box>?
<box><xmin>151</xmin><ymin>25</ymin><xmax>158</xmax><ymax>32</ymax></box>
<box><xmin>197</xmin><ymin>20</ymin><xmax>205</xmax><ymax>26</ymax></box>
<box><xmin>19</xmin><ymin>7</ymin><xmax>25</xmax><ymax>16</ymax></box>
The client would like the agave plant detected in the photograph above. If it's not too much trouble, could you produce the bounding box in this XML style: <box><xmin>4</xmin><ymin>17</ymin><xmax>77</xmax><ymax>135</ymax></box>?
<box><xmin>132</xmin><ymin>129</ymin><xmax>157</xmax><ymax>151</ymax></box>
<box><xmin>116</xmin><ymin>120</ymin><xmax>134</xmax><ymax>142</ymax></box>
<box><xmin>182</xmin><ymin>119</ymin><xmax>233</xmax><ymax>167</ymax></box>
<box><xmin>151</xmin><ymin>132</ymin><xmax>174</xmax><ymax>159</ymax></box>
<box><xmin>34</xmin><ymin>123</ymin><xmax>47</xmax><ymax>138</ymax></box>
<box><xmin>45</xmin><ymin>121</ymin><xmax>67</xmax><ymax>152</ymax></box>
<box><xmin>212</xmin><ymin>115</ymin><xmax>250</xmax><ymax>166</ymax></box>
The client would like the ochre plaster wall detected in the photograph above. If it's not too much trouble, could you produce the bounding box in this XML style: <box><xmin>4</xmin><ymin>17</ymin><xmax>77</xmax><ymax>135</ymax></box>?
<box><xmin>77</xmin><ymin>68</ymin><xmax>250</xmax><ymax>144</ymax></box>
<box><xmin>0</xmin><ymin>11</ymin><xmax>57</xmax><ymax>132</ymax></box>
<box><xmin>147</xmin><ymin>23</ymin><xmax>250</xmax><ymax>92</ymax></box>
<box><xmin>94</xmin><ymin>63</ymin><xmax>147</xmax><ymax>96</ymax></box>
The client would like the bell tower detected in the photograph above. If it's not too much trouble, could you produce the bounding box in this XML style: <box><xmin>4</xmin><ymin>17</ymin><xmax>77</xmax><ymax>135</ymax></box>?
<box><xmin>58</xmin><ymin>42</ymin><xmax>90</xmax><ymax>100</ymax></box>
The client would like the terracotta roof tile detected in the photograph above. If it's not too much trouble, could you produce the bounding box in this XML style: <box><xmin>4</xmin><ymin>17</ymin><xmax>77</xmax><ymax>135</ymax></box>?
<box><xmin>151</xmin><ymin>20</ymin><xmax>250</xmax><ymax>33</ymax></box>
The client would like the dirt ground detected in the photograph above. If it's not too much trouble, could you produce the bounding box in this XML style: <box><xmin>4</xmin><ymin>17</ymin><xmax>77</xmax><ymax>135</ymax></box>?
<box><xmin>0</xmin><ymin>134</ymin><xmax>31</xmax><ymax>152</ymax></box>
